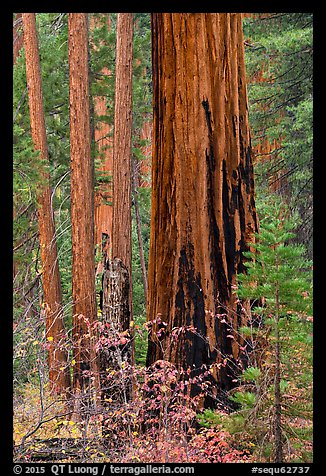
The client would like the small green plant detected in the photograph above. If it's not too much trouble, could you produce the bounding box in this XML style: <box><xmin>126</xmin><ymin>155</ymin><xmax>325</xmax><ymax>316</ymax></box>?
<box><xmin>197</xmin><ymin>408</ymin><xmax>224</xmax><ymax>428</ymax></box>
<box><xmin>235</xmin><ymin>199</ymin><xmax>312</xmax><ymax>462</ymax></box>
<box><xmin>241</xmin><ymin>367</ymin><xmax>261</xmax><ymax>383</ymax></box>
<box><xmin>230</xmin><ymin>391</ymin><xmax>256</xmax><ymax>408</ymax></box>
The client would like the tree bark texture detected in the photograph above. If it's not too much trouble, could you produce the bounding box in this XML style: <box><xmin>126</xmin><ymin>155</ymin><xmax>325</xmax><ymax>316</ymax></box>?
<box><xmin>22</xmin><ymin>13</ymin><xmax>70</xmax><ymax>394</ymax></box>
<box><xmin>90</xmin><ymin>14</ymin><xmax>114</xmax><ymax>269</ymax></box>
<box><xmin>68</xmin><ymin>13</ymin><xmax>98</xmax><ymax>395</ymax></box>
<box><xmin>132</xmin><ymin>157</ymin><xmax>148</xmax><ymax>300</ymax></box>
<box><xmin>112</xmin><ymin>13</ymin><xmax>133</xmax><ymax>271</ymax></box>
<box><xmin>100</xmin><ymin>258</ymin><xmax>132</xmax><ymax>404</ymax></box>
<box><xmin>147</xmin><ymin>13</ymin><xmax>259</xmax><ymax>401</ymax></box>
<box><xmin>138</xmin><ymin>119</ymin><xmax>152</xmax><ymax>188</ymax></box>
<box><xmin>94</xmin><ymin>83</ymin><xmax>113</xmax><ymax>266</ymax></box>
<box><xmin>111</xmin><ymin>13</ymin><xmax>134</xmax><ymax>333</ymax></box>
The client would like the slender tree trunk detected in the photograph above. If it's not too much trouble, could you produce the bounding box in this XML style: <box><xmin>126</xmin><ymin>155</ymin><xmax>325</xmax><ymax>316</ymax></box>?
<box><xmin>22</xmin><ymin>13</ymin><xmax>70</xmax><ymax>395</ymax></box>
<box><xmin>248</xmin><ymin>61</ymin><xmax>288</xmax><ymax>198</ymax></box>
<box><xmin>110</xmin><ymin>11</ymin><xmax>134</xmax><ymax>346</ymax></box>
<box><xmin>68</xmin><ymin>14</ymin><xmax>98</xmax><ymax>407</ymax></box>
<box><xmin>94</xmin><ymin>82</ymin><xmax>113</xmax><ymax>272</ymax></box>
<box><xmin>132</xmin><ymin>157</ymin><xmax>148</xmax><ymax>300</ymax></box>
<box><xmin>111</xmin><ymin>13</ymin><xmax>134</xmax><ymax>280</ymax></box>
<box><xmin>147</xmin><ymin>13</ymin><xmax>258</xmax><ymax>405</ymax></box>
<box><xmin>90</xmin><ymin>14</ymin><xmax>114</xmax><ymax>275</ymax></box>
<box><xmin>13</xmin><ymin>13</ymin><xmax>26</xmax><ymax>278</ymax></box>
<box><xmin>274</xmin><ymin>265</ymin><xmax>283</xmax><ymax>462</ymax></box>
<box><xmin>101</xmin><ymin>13</ymin><xmax>134</xmax><ymax>403</ymax></box>
<box><xmin>138</xmin><ymin>120</ymin><xmax>152</xmax><ymax>189</ymax></box>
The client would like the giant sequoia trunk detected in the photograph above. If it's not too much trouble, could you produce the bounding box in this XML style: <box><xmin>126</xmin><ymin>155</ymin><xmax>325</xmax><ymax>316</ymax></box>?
<box><xmin>68</xmin><ymin>14</ymin><xmax>98</xmax><ymax>400</ymax></box>
<box><xmin>147</xmin><ymin>13</ymin><xmax>258</xmax><ymax>403</ymax></box>
<box><xmin>22</xmin><ymin>13</ymin><xmax>70</xmax><ymax>395</ymax></box>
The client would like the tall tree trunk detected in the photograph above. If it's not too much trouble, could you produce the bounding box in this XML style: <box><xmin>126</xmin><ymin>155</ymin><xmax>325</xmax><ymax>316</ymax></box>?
<box><xmin>94</xmin><ymin>80</ymin><xmax>113</xmax><ymax>271</ymax></box>
<box><xmin>101</xmin><ymin>13</ymin><xmax>134</xmax><ymax>402</ymax></box>
<box><xmin>147</xmin><ymin>13</ymin><xmax>258</xmax><ymax>405</ymax></box>
<box><xmin>111</xmin><ymin>12</ymin><xmax>134</xmax><ymax>345</ymax></box>
<box><xmin>22</xmin><ymin>13</ymin><xmax>70</xmax><ymax>395</ymax></box>
<box><xmin>13</xmin><ymin>13</ymin><xmax>25</xmax><ymax>280</ymax></box>
<box><xmin>138</xmin><ymin>119</ymin><xmax>152</xmax><ymax>188</ymax></box>
<box><xmin>132</xmin><ymin>156</ymin><xmax>148</xmax><ymax>300</ymax></box>
<box><xmin>90</xmin><ymin>14</ymin><xmax>114</xmax><ymax>275</ymax></box>
<box><xmin>111</xmin><ymin>13</ymin><xmax>133</xmax><ymax>279</ymax></box>
<box><xmin>68</xmin><ymin>14</ymin><xmax>98</xmax><ymax>407</ymax></box>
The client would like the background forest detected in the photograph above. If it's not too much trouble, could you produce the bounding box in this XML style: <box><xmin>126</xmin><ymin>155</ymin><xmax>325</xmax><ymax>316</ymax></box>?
<box><xmin>13</xmin><ymin>13</ymin><xmax>313</xmax><ymax>464</ymax></box>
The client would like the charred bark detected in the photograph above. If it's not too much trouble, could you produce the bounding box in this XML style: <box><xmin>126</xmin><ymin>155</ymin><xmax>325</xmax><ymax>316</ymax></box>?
<box><xmin>147</xmin><ymin>13</ymin><xmax>258</xmax><ymax>406</ymax></box>
<box><xmin>100</xmin><ymin>258</ymin><xmax>132</xmax><ymax>405</ymax></box>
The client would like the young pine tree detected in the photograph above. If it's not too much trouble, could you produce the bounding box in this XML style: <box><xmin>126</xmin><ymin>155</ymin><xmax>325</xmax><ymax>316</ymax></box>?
<box><xmin>235</xmin><ymin>201</ymin><xmax>312</xmax><ymax>462</ymax></box>
<box><xmin>199</xmin><ymin>201</ymin><xmax>312</xmax><ymax>462</ymax></box>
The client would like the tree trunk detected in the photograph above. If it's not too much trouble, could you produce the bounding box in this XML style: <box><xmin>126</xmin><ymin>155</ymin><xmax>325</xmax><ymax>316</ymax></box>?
<box><xmin>274</xmin><ymin>268</ymin><xmax>283</xmax><ymax>462</ymax></box>
<box><xmin>147</xmin><ymin>13</ymin><xmax>258</xmax><ymax>405</ymax></box>
<box><xmin>132</xmin><ymin>157</ymin><xmax>148</xmax><ymax>300</ymax></box>
<box><xmin>90</xmin><ymin>14</ymin><xmax>114</xmax><ymax>274</ymax></box>
<box><xmin>100</xmin><ymin>258</ymin><xmax>132</xmax><ymax>405</ymax></box>
<box><xmin>94</xmin><ymin>80</ymin><xmax>113</xmax><ymax>269</ymax></box>
<box><xmin>110</xmin><ymin>12</ymin><xmax>134</xmax><ymax>358</ymax></box>
<box><xmin>68</xmin><ymin>14</ymin><xmax>98</xmax><ymax>405</ymax></box>
<box><xmin>100</xmin><ymin>13</ymin><xmax>134</xmax><ymax>404</ymax></box>
<box><xmin>112</xmin><ymin>13</ymin><xmax>133</xmax><ymax>273</ymax></box>
<box><xmin>138</xmin><ymin>119</ymin><xmax>152</xmax><ymax>189</ymax></box>
<box><xmin>22</xmin><ymin>13</ymin><xmax>70</xmax><ymax>395</ymax></box>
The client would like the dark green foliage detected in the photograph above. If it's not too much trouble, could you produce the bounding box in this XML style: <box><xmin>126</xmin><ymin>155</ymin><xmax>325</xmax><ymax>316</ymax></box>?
<box><xmin>238</xmin><ymin>200</ymin><xmax>312</xmax><ymax>314</ymax></box>
<box><xmin>244</xmin><ymin>13</ymin><xmax>313</xmax><ymax>256</ymax></box>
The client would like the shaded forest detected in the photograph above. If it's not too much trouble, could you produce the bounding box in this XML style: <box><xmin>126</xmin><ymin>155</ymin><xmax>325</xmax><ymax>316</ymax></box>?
<box><xmin>13</xmin><ymin>13</ymin><xmax>313</xmax><ymax>465</ymax></box>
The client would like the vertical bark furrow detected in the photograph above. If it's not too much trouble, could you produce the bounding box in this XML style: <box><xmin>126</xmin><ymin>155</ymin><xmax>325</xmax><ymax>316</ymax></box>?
<box><xmin>147</xmin><ymin>14</ymin><xmax>258</xmax><ymax>400</ymax></box>
<box><xmin>68</xmin><ymin>13</ymin><xmax>97</xmax><ymax>397</ymax></box>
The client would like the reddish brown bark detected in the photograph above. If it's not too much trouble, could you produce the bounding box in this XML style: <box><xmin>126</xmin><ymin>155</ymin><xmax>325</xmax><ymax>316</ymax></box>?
<box><xmin>147</xmin><ymin>14</ymin><xmax>258</xmax><ymax>403</ymax></box>
<box><xmin>111</xmin><ymin>13</ymin><xmax>134</xmax><ymax>326</ymax></box>
<box><xmin>132</xmin><ymin>157</ymin><xmax>148</xmax><ymax>300</ymax></box>
<box><xmin>22</xmin><ymin>13</ymin><xmax>70</xmax><ymax>394</ymax></box>
<box><xmin>99</xmin><ymin>13</ymin><xmax>135</xmax><ymax>401</ymax></box>
<box><xmin>138</xmin><ymin>120</ymin><xmax>152</xmax><ymax>188</ymax></box>
<box><xmin>68</xmin><ymin>13</ymin><xmax>98</xmax><ymax>397</ymax></box>
<box><xmin>90</xmin><ymin>15</ymin><xmax>114</xmax><ymax>270</ymax></box>
<box><xmin>94</xmin><ymin>85</ymin><xmax>113</xmax><ymax>264</ymax></box>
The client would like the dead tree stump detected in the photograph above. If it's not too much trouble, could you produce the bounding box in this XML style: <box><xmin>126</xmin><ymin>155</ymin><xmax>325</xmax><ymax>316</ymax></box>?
<box><xmin>100</xmin><ymin>258</ymin><xmax>132</xmax><ymax>408</ymax></box>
